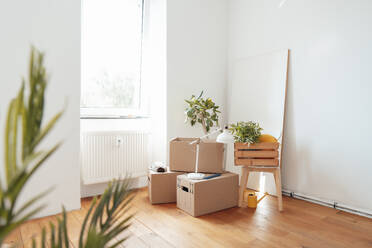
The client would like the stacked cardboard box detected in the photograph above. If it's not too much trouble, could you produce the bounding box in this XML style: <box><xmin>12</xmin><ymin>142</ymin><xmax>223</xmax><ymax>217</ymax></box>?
<box><xmin>177</xmin><ymin>172</ymin><xmax>238</xmax><ymax>217</ymax></box>
<box><xmin>169</xmin><ymin>138</ymin><xmax>224</xmax><ymax>173</ymax></box>
<box><xmin>148</xmin><ymin>169</ymin><xmax>183</xmax><ymax>204</ymax></box>
<box><xmin>147</xmin><ymin>137</ymin><xmax>238</xmax><ymax>217</ymax></box>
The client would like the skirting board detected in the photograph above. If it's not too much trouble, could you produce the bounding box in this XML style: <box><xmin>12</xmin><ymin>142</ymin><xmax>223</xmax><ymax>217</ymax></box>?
<box><xmin>81</xmin><ymin>175</ymin><xmax>148</xmax><ymax>198</ymax></box>
<box><xmin>282</xmin><ymin>189</ymin><xmax>372</xmax><ymax>219</ymax></box>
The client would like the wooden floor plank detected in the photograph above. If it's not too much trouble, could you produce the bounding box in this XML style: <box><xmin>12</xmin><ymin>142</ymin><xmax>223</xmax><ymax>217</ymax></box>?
<box><xmin>123</xmin><ymin>234</ymin><xmax>149</xmax><ymax>248</ymax></box>
<box><xmin>3</xmin><ymin>228</ymin><xmax>23</xmax><ymax>248</ymax></box>
<box><xmin>9</xmin><ymin>187</ymin><xmax>372</xmax><ymax>248</ymax></box>
<box><xmin>65</xmin><ymin>211</ymin><xmax>83</xmax><ymax>247</ymax></box>
<box><xmin>19</xmin><ymin>218</ymin><xmax>46</xmax><ymax>248</ymax></box>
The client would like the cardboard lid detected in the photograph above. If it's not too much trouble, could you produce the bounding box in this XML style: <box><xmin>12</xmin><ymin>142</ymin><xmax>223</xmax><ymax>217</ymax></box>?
<box><xmin>177</xmin><ymin>172</ymin><xmax>237</xmax><ymax>185</ymax></box>
<box><xmin>170</xmin><ymin>137</ymin><xmax>223</xmax><ymax>144</ymax></box>
<box><xmin>149</xmin><ymin>167</ymin><xmax>184</xmax><ymax>175</ymax></box>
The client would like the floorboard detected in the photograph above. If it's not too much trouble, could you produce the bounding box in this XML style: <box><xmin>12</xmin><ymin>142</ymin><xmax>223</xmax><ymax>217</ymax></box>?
<box><xmin>5</xmin><ymin>188</ymin><xmax>372</xmax><ymax>248</ymax></box>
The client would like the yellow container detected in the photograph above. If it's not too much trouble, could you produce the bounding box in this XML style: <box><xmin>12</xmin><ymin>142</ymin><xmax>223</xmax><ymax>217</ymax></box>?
<box><xmin>244</xmin><ymin>190</ymin><xmax>268</xmax><ymax>208</ymax></box>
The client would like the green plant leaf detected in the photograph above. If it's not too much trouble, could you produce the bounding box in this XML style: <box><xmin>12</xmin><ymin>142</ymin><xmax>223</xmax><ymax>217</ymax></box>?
<box><xmin>30</xmin><ymin>109</ymin><xmax>64</xmax><ymax>153</ymax></box>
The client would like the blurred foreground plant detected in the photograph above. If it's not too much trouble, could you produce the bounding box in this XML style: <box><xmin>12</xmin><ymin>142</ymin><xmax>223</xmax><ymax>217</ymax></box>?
<box><xmin>0</xmin><ymin>47</ymin><xmax>133</xmax><ymax>248</ymax></box>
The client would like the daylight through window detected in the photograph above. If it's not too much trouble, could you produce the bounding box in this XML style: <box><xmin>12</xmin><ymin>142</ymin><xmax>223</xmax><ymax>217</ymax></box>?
<box><xmin>81</xmin><ymin>0</ymin><xmax>144</xmax><ymax>117</ymax></box>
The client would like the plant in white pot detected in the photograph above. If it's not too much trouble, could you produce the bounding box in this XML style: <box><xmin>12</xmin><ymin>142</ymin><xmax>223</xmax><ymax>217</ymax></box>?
<box><xmin>184</xmin><ymin>91</ymin><xmax>220</xmax><ymax>135</ymax></box>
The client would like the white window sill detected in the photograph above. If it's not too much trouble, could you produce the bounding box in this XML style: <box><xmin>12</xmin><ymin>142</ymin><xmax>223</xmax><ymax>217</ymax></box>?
<box><xmin>80</xmin><ymin>115</ymin><xmax>149</xmax><ymax>120</ymax></box>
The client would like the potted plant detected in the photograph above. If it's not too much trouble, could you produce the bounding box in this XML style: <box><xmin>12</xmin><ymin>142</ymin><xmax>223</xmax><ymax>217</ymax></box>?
<box><xmin>184</xmin><ymin>91</ymin><xmax>220</xmax><ymax>135</ymax></box>
<box><xmin>229</xmin><ymin>121</ymin><xmax>263</xmax><ymax>144</ymax></box>
<box><xmin>230</xmin><ymin>121</ymin><xmax>280</xmax><ymax>167</ymax></box>
<box><xmin>168</xmin><ymin>92</ymin><xmax>223</xmax><ymax>174</ymax></box>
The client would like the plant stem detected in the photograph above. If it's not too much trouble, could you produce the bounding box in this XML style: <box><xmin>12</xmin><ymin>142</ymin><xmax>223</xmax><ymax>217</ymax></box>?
<box><xmin>200</xmin><ymin>114</ymin><xmax>208</xmax><ymax>135</ymax></box>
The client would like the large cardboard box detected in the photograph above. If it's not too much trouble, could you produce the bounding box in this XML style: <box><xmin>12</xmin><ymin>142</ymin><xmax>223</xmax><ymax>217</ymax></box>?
<box><xmin>169</xmin><ymin>138</ymin><xmax>224</xmax><ymax>173</ymax></box>
<box><xmin>148</xmin><ymin>169</ymin><xmax>184</xmax><ymax>204</ymax></box>
<box><xmin>176</xmin><ymin>172</ymin><xmax>239</xmax><ymax>217</ymax></box>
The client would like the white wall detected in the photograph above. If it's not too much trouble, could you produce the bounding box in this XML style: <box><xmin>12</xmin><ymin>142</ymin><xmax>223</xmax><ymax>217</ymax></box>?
<box><xmin>228</xmin><ymin>0</ymin><xmax>372</xmax><ymax>213</ymax></box>
<box><xmin>167</xmin><ymin>0</ymin><xmax>228</xmax><ymax>142</ymax></box>
<box><xmin>0</xmin><ymin>0</ymin><xmax>81</xmax><ymax>217</ymax></box>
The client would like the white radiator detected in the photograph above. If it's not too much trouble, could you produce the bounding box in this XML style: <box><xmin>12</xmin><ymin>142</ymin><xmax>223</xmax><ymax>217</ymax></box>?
<box><xmin>81</xmin><ymin>131</ymin><xmax>150</xmax><ymax>185</ymax></box>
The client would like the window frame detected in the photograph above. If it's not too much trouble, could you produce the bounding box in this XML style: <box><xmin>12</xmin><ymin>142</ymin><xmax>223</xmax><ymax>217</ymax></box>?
<box><xmin>80</xmin><ymin>0</ymin><xmax>146</xmax><ymax>119</ymax></box>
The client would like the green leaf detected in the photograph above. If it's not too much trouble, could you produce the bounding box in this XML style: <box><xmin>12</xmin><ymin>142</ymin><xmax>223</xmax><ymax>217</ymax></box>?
<box><xmin>206</xmin><ymin>119</ymin><xmax>212</xmax><ymax>127</ymax></box>
<box><xmin>78</xmin><ymin>179</ymin><xmax>134</xmax><ymax>248</ymax></box>
<box><xmin>5</xmin><ymin>99</ymin><xmax>17</xmax><ymax>183</ymax></box>
<box><xmin>13</xmin><ymin>188</ymin><xmax>52</xmax><ymax>218</ymax></box>
<box><xmin>29</xmin><ymin>109</ymin><xmax>64</xmax><ymax>153</ymax></box>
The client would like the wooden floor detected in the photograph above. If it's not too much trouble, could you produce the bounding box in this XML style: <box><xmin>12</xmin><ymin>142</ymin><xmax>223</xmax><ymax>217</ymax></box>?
<box><xmin>5</xmin><ymin>188</ymin><xmax>372</xmax><ymax>248</ymax></box>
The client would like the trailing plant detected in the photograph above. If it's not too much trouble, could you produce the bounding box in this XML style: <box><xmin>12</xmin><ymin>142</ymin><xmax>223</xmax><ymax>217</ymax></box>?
<box><xmin>0</xmin><ymin>47</ymin><xmax>134</xmax><ymax>248</ymax></box>
<box><xmin>229</xmin><ymin>121</ymin><xmax>263</xmax><ymax>144</ymax></box>
<box><xmin>184</xmin><ymin>91</ymin><xmax>220</xmax><ymax>134</ymax></box>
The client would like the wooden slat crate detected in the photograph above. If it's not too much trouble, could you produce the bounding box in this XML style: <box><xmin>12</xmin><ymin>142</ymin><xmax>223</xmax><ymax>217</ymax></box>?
<box><xmin>234</xmin><ymin>142</ymin><xmax>280</xmax><ymax>167</ymax></box>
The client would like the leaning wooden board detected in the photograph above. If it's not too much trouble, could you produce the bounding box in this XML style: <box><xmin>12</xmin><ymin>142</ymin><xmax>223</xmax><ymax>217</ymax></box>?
<box><xmin>234</xmin><ymin>142</ymin><xmax>280</xmax><ymax>167</ymax></box>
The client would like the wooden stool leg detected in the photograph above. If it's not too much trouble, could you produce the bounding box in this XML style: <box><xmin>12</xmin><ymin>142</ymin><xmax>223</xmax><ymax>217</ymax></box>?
<box><xmin>239</xmin><ymin>167</ymin><xmax>249</xmax><ymax>207</ymax></box>
<box><xmin>274</xmin><ymin>168</ymin><xmax>283</xmax><ymax>211</ymax></box>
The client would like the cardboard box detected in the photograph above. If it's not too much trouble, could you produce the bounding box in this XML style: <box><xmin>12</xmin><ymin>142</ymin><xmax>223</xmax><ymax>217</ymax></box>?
<box><xmin>176</xmin><ymin>172</ymin><xmax>239</xmax><ymax>217</ymax></box>
<box><xmin>148</xmin><ymin>169</ymin><xmax>184</xmax><ymax>204</ymax></box>
<box><xmin>169</xmin><ymin>138</ymin><xmax>224</xmax><ymax>173</ymax></box>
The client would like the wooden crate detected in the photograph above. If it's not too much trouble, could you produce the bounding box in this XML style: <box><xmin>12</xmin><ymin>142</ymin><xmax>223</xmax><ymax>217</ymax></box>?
<box><xmin>234</xmin><ymin>142</ymin><xmax>279</xmax><ymax>167</ymax></box>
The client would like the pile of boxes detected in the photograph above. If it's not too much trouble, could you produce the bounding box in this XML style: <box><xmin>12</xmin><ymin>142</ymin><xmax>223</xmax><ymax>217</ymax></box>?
<box><xmin>148</xmin><ymin>138</ymin><xmax>239</xmax><ymax>217</ymax></box>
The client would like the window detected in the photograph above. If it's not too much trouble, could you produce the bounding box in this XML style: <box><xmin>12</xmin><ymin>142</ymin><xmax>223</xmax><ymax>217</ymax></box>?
<box><xmin>81</xmin><ymin>0</ymin><xmax>145</xmax><ymax>117</ymax></box>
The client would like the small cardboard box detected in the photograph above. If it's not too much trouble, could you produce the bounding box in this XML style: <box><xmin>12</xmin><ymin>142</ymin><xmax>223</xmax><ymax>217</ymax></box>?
<box><xmin>169</xmin><ymin>138</ymin><xmax>224</xmax><ymax>173</ymax></box>
<box><xmin>176</xmin><ymin>172</ymin><xmax>239</xmax><ymax>217</ymax></box>
<box><xmin>148</xmin><ymin>169</ymin><xmax>184</xmax><ymax>204</ymax></box>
